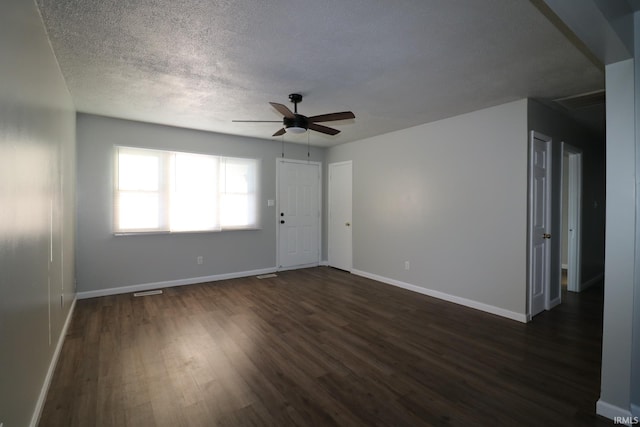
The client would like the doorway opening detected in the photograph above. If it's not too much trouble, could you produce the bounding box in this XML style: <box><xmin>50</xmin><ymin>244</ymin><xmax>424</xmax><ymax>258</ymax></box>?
<box><xmin>560</xmin><ymin>143</ymin><xmax>583</xmax><ymax>293</ymax></box>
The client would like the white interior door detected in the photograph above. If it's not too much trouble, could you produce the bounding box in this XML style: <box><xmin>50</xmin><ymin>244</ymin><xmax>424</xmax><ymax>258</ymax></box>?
<box><xmin>277</xmin><ymin>159</ymin><xmax>321</xmax><ymax>269</ymax></box>
<box><xmin>328</xmin><ymin>161</ymin><xmax>353</xmax><ymax>272</ymax></box>
<box><xmin>528</xmin><ymin>131</ymin><xmax>552</xmax><ymax>319</ymax></box>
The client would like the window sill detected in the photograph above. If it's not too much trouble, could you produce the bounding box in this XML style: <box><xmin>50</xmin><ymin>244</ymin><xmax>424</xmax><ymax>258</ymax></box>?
<box><xmin>113</xmin><ymin>227</ymin><xmax>261</xmax><ymax>236</ymax></box>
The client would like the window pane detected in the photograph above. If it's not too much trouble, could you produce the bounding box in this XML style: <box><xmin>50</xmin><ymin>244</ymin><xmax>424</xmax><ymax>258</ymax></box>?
<box><xmin>170</xmin><ymin>153</ymin><xmax>219</xmax><ymax>231</ymax></box>
<box><xmin>118</xmin><ymin>152</ymin><xmax>160</xmax><ymax>191</ymax></box>
<box><xmin>220</xmin><ymin>157</ymin><xmax>258</xmax><ymax>229</ymax></box>
<box><xmin>171</xmin><ymin>191</ymin><xmax>219</xmax><ymax>231</ymax></box>
<box><xmin>221</xmin><ymin>194</ymin><xmax>256</xmax><ymax>228</ymax></box>
<box><xmin>223</xmin><ymin>163</ymin><xmax>249</xmax><ymax>193</ymax></box>
<box><xmin>173</xmin><ymin>153</ymin><xmax>218</xmax><ymax>192</ymax></box>
<box><xmin>117</xmin><ymin>192</ymin><xmax>161</xmax><ymax>230</ymax></box>
<box><xmin>222</xmin><ymin>158</ymin><xmax>256</xmax><ymax>194</ymax></box>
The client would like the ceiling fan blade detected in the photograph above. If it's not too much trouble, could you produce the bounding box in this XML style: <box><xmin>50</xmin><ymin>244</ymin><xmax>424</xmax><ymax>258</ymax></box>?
<box><xmin>308</xmin><ymin>111</ymin><xmax>355</xmax><ymax>123</ymax></box>
<box><xmin>269</xmin><ymin>102</ymin><xmax>295</xmax><ymax>118</ymax></box>
<box><xmin>308</xmin><ymin>123</ymin><xmax>340</xmax><ymax>135</ymax></box>
<box><xmin>232</xmin><ymin>120</ymin><xmax>282</xmax><ymax>123</ymax></box>
<box><xmin>272</xmin><ymin>128</ymin><xmax>286</xmax><ymax>137</ymax></box>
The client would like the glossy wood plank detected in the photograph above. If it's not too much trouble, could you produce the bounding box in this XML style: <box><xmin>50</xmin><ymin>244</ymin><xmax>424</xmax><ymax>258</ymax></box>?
<box><xmin>40</xmin><ymin>267</ymin><xmax>610</xmax><ymax>426</ymax></box>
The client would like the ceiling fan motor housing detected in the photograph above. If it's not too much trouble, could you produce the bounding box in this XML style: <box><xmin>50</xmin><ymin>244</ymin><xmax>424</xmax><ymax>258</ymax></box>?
<box><xmin>284</xmin><ymin>114</ymin><xmax>309</xmax><ymax>130</ymax></box>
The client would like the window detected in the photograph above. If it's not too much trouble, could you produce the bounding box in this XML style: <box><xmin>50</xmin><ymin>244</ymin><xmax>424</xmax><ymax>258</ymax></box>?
<box><xmin>114</xmin><ymin>146</ymin><xmax>259</xmax><ymax>233</ymax></box>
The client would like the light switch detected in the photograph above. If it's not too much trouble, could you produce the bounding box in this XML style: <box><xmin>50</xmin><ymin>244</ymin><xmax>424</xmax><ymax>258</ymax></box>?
<box><xmin>267</xmin><ymin>199</ymin><xmax>275</xmax><ymax>207</ymax></box>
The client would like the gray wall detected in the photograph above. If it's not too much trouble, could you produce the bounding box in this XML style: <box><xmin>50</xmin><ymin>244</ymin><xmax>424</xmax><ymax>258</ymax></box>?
<box><xmin>0</xmin><ymin>0</ymin><xmax>77</xmax><ymax>425</ymax></box>
<box><xmin>601</xmin><ymin>57</ymin><xmax>636</xmax><ymax>417</ymax></box>
<box><xmin>527</xmin><ymin>99</ymin><xmax>606</xmax><ymax>302</ymax></box>
<box><xmin>325</xmin><ymin>100</ymin><xmax>529</xmax><ymax>317</ymax></box>
<box><xmin>76</xmin><ymin>114</ymin><xmax>325</xmax><ymax>294</ymax></box>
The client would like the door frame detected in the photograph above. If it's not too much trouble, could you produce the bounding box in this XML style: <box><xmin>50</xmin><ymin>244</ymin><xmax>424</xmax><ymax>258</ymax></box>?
<box><xmin>527</xmin><ymin>131</ymin><xmax>553</xmax><ymax>320</ymax></box>
<box><xmin>560</xmin><ymin>142</ymin><xmax>583</xmax><ymax>293</ymax></box>
<box><xmin>328</xmin><ymin>160</ymin><xmax>353</xmax><ymax>272</ymax></box>
<box><xmin>276</xmin><ymin>158</ymin><xmax>322</xmax><ymax>270</ymax></box>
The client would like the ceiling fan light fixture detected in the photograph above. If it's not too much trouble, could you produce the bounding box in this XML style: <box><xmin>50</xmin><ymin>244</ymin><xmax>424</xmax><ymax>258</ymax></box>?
<box><xmin>286</xmin><ymin>126</ymin><xmax>307</xmax><ymax>134</ymax></box>
<box><xmin>283</xmin><ymin>114</ymin><xmax>308</xmax><ymax>134</ymax></box>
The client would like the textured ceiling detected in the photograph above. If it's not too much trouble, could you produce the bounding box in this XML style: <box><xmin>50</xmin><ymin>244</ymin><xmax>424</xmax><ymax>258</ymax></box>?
<box><xmin>37</xmin><ymin>0</ymin><xmax>604</xmax><ymax>147</ymax></box>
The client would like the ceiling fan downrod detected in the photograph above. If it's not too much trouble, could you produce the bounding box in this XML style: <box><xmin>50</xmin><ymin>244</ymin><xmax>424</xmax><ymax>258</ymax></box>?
<box><xmin>289</xmin><ymin>93</ymin><xmax>302</xmax><ymax>113</ymax></box>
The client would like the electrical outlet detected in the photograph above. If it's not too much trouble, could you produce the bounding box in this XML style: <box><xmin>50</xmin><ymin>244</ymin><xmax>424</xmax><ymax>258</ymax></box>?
<box><xmin>197</xmin><ymin>256</ymin><xmax>203</xmax><ymax>265</ymax></box>
<box><xmin>404</xmin><ymin>261</ymin><xmax>410</xmax><ymax>270</ymax></box>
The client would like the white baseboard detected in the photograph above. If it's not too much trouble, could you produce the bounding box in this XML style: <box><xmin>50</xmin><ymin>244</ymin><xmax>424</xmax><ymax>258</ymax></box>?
<box><xmin>581</xmin><ymin>272</ymin><xmax>604</xmax><ymax>292</ymax></box>
<box><xmin>351</xmin><ymin>269</ymin><xmax>527</xmax><ymax>323</ymax></box>
<box><xmin>30</xmin><ymin>297</ymin><xmax>77</xmax><ymax>427</ymax></box>
<box><xmin>77</xmin><ymin>267</ymin><xmax>278</xmax><ymax>299</ymax></box>
<box><xmin>596</xmin><ymin>399</ymin><xmax>634</xmax><ymax>424</ymax></box>
<box><xmin>319</xmin><ymin>260</ymin><xmax>329</xmax><ymax>267</ymax></box>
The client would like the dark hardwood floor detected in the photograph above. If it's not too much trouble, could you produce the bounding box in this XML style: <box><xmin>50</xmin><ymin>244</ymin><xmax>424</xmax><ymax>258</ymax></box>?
<box><xmin>40</xmin><ymin>267</ymin><xmax>611</xmax><ymax>426</ymax></box>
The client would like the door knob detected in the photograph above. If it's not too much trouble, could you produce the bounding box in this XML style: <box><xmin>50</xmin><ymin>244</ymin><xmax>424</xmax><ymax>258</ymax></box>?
<box><xmin>280</xmin><ymin>220</ymin><xmax>285</xmax><ymax>224</ymax></box>
<box><xmin>542</xmin><ymin>233</ymin><xmax>551</xmax><ymax>239</ymax></box>
<box><xmin>345</xmin><ymin>222</ymin><xmax>351</xmax><ymax>227</ymax></box>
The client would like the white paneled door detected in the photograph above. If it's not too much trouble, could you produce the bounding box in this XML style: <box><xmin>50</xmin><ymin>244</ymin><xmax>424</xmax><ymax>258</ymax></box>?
<box><xmin>528</xmin><ymin>131</ymin><xmax>552</xmax><ymax>319</ymax></box>
<box><xmin>328</xmin><ymin>161</ymin><xmax>353</xmax><ymax>272</ymax></box>
<box><xmin>277</xmin><ymin>159</ymin><xmax>321</xmax><ymax>269</ymax></box>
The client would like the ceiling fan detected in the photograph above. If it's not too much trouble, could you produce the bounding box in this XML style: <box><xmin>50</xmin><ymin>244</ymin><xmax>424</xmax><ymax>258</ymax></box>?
<box><xmin>233</xmin><ymin>93</ymin><xmax>355</xmax><ymax>137</ymax></box>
